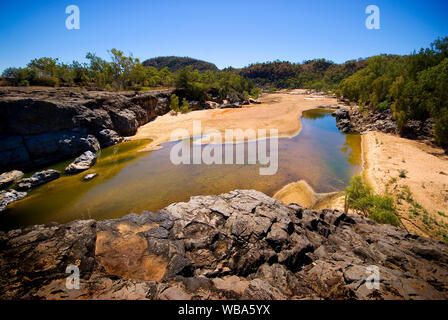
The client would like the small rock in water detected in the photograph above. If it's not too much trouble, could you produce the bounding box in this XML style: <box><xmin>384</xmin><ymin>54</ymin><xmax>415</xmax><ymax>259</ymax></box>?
<box><xmin>0</xmin><ymin>170</ymin><xmax>24</xmax><ymax>190</ymax></box>
<box><xmin>16</xmin><ymin>169</ymin><xmax>60</xmax><ymax>191</ymax></box>
<box><xmin>83</xmin><ymin>173</ymin><xmax>98</xmax><ymax>181</ymax></box>
<box><xmin>65</xmin><ymin>151</ymin><xmax>97</xmax><ymax>174</ymax></box>
<box><xmin>0</xmin><ymin>189</ymin><xmax>27</xmax><ymax>212</ymax></box>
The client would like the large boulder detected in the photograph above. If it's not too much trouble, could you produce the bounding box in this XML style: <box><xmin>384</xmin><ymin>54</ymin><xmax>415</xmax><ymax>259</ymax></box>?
<box><xmin>109</xmin><ymin>110</ymin><xmax>139</xmax><ymax>136</ymax></box>
<box><xmin>95</xmin><ymin>129</ymin><xmax>123</xmax><ymax>147</ymax></box>
<box><xmin>0</xmin><ymin>189</ymin><xmax>27</xmax><ymax>212</ymax></box>
<box><xmin>16</xmin><ymin>169</ymin><xmax>60</xmax><ymax>191</ymax></box>
<box><xmin>1</xmin><ymin>190</ymin><xmax>447</xmax><ymax>300</ymax></box>
<box><xmin>0</xmin><ymin>170</ymin><xmax>24</xmax><ymax>190</ymax></box>
<box><xmin>65</xmin><ymin>151</ymin><xmax>97</xmax><ymax>174</ymax></box>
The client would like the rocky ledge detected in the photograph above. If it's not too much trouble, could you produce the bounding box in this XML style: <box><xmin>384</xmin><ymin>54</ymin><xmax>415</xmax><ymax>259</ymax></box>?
<box><xmin>1</xmin><ymin>190</ymin><xmax>447</xmax><ymax>300</ymax></box>
<box><xmin>0</xmin><ymin>87</ymin><xmax>174</xmax><ymax>172</ymax></box>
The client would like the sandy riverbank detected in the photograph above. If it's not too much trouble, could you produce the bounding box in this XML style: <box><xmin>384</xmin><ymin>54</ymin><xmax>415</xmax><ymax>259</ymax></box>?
<box><xmin>131</xmin><ymin>90</ymin><xmax>339</xmax><ymax>150</ymax></box>
<box><xmin>362</xmin><ymin>131</ymin><xmax>448</xmax><ymax>239</ymax></box>
<box><xmin>132</xmin><ymin>90</ymin><xmax>448</xmax><ymax>241</ymax></box>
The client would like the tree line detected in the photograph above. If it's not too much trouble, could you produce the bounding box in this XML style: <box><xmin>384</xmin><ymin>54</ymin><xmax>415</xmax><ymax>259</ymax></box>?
<box><xmin>336</xmin><ymin>37</ymin><xmax>448</xmax><ymax>147</ymax></box>
<box><xmin>1</xmin><ymin>49</ymin><xmax>258</xmax><ymax>103</ymax></box>
<box><xmin>238</xmin><ymin>59</ymin><xmax>366</xmax><ymax>91</ymax></box>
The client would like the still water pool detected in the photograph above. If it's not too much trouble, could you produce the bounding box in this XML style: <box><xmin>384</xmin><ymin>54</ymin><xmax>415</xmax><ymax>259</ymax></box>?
<box><xmin>1</xmin><ymin>108</ymin><xmax>361</xmax><ymax>230</ymax></box>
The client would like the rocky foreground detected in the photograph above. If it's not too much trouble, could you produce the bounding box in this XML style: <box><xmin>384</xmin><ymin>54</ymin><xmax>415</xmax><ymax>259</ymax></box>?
<box><xmin>1</xmin><ymin>190</ymin><xmax>447</xmax><ymax>300</ymax></box>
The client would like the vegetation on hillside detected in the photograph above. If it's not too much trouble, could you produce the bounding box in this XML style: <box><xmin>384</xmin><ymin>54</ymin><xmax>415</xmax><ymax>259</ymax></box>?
<box><xmin>239</xmin><ymin>59</ymin><xmax>366</xmax><ymax>91</ymax></box>
<box><xmin>1</xmin><ymin>49</ymin><xmax>255</xmax><ymax>104</ymax></box>
<box><xmin>336</xmin><ymin>37</ymin><xmax>448</xmax><ymax>146</ymax></box>
<box><xmin>142</xmin><ymin>56</ymin><xmax>219</xmax><ymax>72</ymax></box>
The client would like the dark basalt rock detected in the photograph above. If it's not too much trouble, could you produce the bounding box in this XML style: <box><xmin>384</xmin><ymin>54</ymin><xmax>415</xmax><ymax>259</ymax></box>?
<box><xmin>0</xmin><ymin>87</ymin><xmax>173</xmax><ymax>172</ymax></box>
<box><xmin>16</xmin><ymin>169</ymin><xmax>60</xmax><ymax>191</ymax></box>
<box><xmin>332</xmin><ymin>109</ymin><xmax>354</xmax><ymax>132</ymax></box>
<box><xmin>0</xmin><ymin>190</ymin><xmax>447</xmax><ymax>300</ymax></box>
<box><xmin>95</xmin><ymin>129</ymin><xmax>123</xmax><ymax>147</ymax></box>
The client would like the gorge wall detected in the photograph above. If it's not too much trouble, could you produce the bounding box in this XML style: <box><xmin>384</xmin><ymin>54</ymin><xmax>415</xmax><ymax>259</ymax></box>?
<box><xmin>0</xmin><ymin>87</ymin><xmax>173</xmax><ymax>172</ymax></box>
<box><xmin>1</xmin><ymin>190</ymin><xmax>447</xmax><ymax>300</ymax></box>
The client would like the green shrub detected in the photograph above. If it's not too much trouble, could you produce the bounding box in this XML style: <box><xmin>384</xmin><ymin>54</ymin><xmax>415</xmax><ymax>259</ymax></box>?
<box><xmin>345</xmin><ymin>175</ymin><xmax>399</xmax><ymax>227</ymax></box>
<box><xmin>368</xmin><ymin>195</ymin><xmax>400</xmax><ymax>226</ymax></box>
<box><xmin>399</xmin><ymin>170</ymin><xmax>407</xmax><ymax>178</ymax></box>
<box><xmin>170</xmin><ymin>94</ymin><xmax>180</xmax><ymax>112</ymax></box>
<box><xmin>180</xmin><ymin>97</ymin><xmax>190</xmax><ymax>113</ymax></box>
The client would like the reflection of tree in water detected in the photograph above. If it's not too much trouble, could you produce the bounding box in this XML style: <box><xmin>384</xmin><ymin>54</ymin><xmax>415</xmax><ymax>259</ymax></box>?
<box><xmin>341</xmin><ymin>133</ymin><xmax>362</xmax><ymax>167</ymax></box>
<box><xmin>302</xmin><ymin>108</ymin><xmax>331</xmax><ymax>120</ymax></box>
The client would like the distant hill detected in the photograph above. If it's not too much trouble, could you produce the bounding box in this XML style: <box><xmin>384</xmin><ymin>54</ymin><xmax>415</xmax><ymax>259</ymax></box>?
<box><xmin>142</xmin><ymin>56</ymin><xmax>219</xmax><ymax>72</ymax></box>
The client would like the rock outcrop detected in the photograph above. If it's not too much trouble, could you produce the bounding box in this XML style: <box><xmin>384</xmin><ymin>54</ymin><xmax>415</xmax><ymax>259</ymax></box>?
<box><xmin>0</xmin><ymin>189</ymin><xmax>27</xmax><ymax>212</ymax></box>
<box><xmin>1</xmin><ymin>190</ymin><xmax>447</xmax><ymax>300</ymax></box>
<box><xmin>16</xmin><ymin>169</ymin><xmax>60</xmax><ymax>191</ymax></box>
<box><xmin>0</xmin><ymin>87</ymin><xmax>173</xmax><ymax>172</ymax></box>
<box><xmin>332</xmin><ymin>109</ymin><xmax>353</xmax><ymax>133</ymax></box>
<box><xmin>349</xmin><ymin>107</ymin><xmax>435</xmax><ymax>142</ymax></box>
<box><xmin>65</xmin><ymin>151</ymin><xmax>97</xmax><ymax>174</ymax></box>
<box><xmin>0</xmin><ymin>170</ymin><xmax>23</xmax><ymax>190</ymax></box>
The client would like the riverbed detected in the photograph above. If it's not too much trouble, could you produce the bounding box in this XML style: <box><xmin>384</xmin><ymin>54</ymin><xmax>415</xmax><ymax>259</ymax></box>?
<box><xmin>1</xmin><ymin>108</ymin><xmax>362</xmax><ymax>230</ymax></box>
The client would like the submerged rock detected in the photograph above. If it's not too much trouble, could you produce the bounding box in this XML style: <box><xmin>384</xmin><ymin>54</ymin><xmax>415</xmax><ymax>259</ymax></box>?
<box><xmin>65</xmin><ymin>151</ymin><xmax>97</xmax><ymax>174</ymax></box>
<box><xmin>0</xmin><ymin>189</ymin><xmax>447</xmax><ymax>300</ymax></box>
<box><xmin>0</xmin><ymin>189</ymin><xmax>27</xmax><ymax>212</ymax></box>
<box><xmin>16</xmin><ymin>169</ymin><xmax>60</xmax><ymax>191</ymax></box>
<box><xmin>0</xmin><ymin>170</ymin><xmax>24</xmax><ymax>190</ymax></box>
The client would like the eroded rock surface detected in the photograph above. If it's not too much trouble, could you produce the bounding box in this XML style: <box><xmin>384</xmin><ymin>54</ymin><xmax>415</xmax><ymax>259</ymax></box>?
<box><xmin>0</xmin><ymin>190</ymin><xmax>447</xmax><ymax>300</ymax></box>
<box><xmin>65</xmin><ymin>151</ymin><xmax>97</xmax><ymax>174</ymax></box>
<box><xmin>16</xmin><ymin>169</ymin><xmax>60</xmax><ymax>191</ymax></box>
<box><xmin>0</xmin><ymin>170</ymin><xmax>23</xmax><ymax>190</ymax></box>
<box><xmin>0</xmin><ymin>189</ymin><xmax>27</xmax><ymax>212</ymax></box>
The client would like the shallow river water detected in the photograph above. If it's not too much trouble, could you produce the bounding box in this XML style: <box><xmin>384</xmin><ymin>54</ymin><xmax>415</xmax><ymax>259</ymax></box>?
<box><xmin>1</xmin><ymin>108</ymin><xmax>362</xmax><ymax>230</ymax></box>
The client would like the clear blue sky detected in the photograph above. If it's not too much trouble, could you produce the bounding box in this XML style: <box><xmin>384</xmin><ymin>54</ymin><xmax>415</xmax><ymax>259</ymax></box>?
<box><xmin>0</xmin><ymin>0</ymin><xmax>447</xmax><ymax>72</ymax></box>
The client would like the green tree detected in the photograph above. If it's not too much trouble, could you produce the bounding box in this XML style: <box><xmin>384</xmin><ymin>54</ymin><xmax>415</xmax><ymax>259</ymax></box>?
<box><xmin>170</xmin><ymin>94</ymin><xmax>180</xmax><ymax>112</ymax></box>
<box><xmin>180</xmin><ymin>98</ymin><xmax>190</xmax><ymax>113</ymax></box>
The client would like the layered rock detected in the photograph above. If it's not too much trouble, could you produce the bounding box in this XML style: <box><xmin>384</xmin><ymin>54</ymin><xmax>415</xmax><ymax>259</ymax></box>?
<box><xmin>16</xmin><ymin>169</ymin><xmax>60</xmax><ymax>191</ymax></box>
<box><xmin>0</xmin><ymin>189</ymin><xmax>27</xmax><ymax>212</ymax></box>
<box><xmin>0</xmin><ymin>170</ymin><xmax>23</xmax><ymax>190</ymax></box>
<box><xmin>0</xmin><ymin>190</ymin><xmax>447</xmax><ymax>300</ymax></box>
<box><xmin>0</xmin><ymin>87</ymin><xmax>173</xmax><ymax>172</ymax></box>
<box><xmin>65</xmin><ymin>151</ymin><xmax>97</xmax><ymax>174</ymax></box>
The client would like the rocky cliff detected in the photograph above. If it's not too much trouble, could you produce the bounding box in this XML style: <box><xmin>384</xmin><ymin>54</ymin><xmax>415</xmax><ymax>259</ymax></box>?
<box><xmin>0</xmin><ymin>87</ymin><xmax>173</xmax><ymax>172</ymax></box>
<box><xmin>1</xmin><ymin>190</ymin><xmax>447</xmax><ymax>300</ymax></box>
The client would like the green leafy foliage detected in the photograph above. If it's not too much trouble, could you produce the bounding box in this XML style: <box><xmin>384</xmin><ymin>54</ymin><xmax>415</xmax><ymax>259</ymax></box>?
<box><xmin>336</xmin><ymin>37</ymin><xmax>448</xmax><ymax>146</ymax></box>
<box><xmin>142</xmin><ymin>56</ymin><xmax>219</xmax><ymax>72</ymax></box>
<box><xmin>345</xmin><ymin>176</ymin><xmax>400</xmax><ymax>227</ymax></box>
<box><xmin>239</xmin><ymin>59</ymin><xmax>366</xmax><ymax>91</ymax></box>
<box><xmin>2</xmin><ymin>50</ymin><xmax>256</xmax><ymax>105</ymax></box>
<box><xmin>170</xmin><ymin>94</ymin><xmax>180</xmax><ymax>112</ymax></box>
